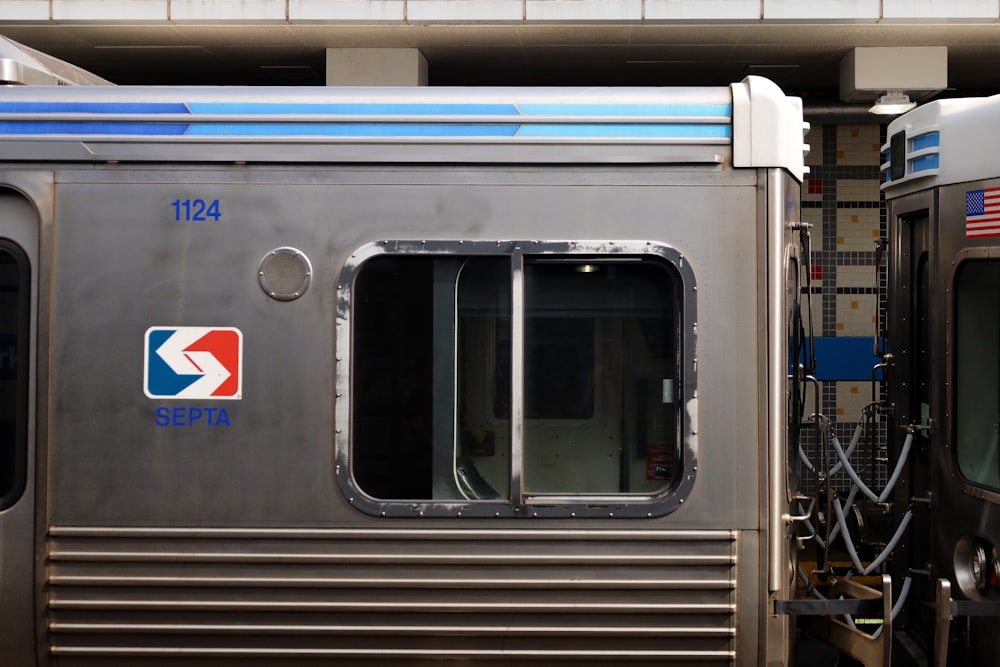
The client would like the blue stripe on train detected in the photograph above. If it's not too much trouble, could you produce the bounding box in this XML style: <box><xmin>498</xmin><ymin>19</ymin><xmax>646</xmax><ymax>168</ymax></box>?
<box><xmin>516</xmin><ymin>124</ymin><xmax>731</xmax><ymax>138</ymax></box>
<box><xmin>0</xmin><ymin>101</ymin><xmax>734</xmax><ymax>138</ymax></box>
<box><xmin>0</xmin><ymin>121</ymin><xmax>189</xmax><ymax>135</ymax></box>
<box><xmin>517</xmin><ymin>103</ymin><xmax>732</xmax><ymax>117</ymax></box>
<box><xmin>0</xmin><ymin>102</ymin><xmax>191</xmax><ymax>114</ymax></box>
<box><xmin>182</xmin><ymin>123</ymin><xmax>521</xmax><ymax>137</ymax></box>
<box><xmin>185</xmin><ymin>102</ymin><xmax>521</xmax><ymax>116</ymax></box>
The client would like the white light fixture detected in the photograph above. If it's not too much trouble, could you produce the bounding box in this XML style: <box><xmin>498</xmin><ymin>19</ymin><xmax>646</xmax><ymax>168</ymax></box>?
<box><xmin>840</xmin><ymin>48</ymin><xmax>946</xmax><ymax>115</ymax></box>
<box><xmin>869</xmin><ymin>90</ymin><xmax>917</xmax><ymax>115</ymax></box>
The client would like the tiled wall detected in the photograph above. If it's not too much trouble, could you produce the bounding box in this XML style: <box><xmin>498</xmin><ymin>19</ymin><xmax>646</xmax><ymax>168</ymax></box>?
<box><xmin>801</xmin><ymin>122</ymin><xmax>887</xmax><ymax>490</ymax></box>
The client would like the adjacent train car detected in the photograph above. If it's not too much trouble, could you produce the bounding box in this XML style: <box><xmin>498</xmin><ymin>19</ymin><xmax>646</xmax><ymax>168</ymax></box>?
<box><xmin>883</xmin><ymin>95</ymin><xmax>1000</xmax><ymax>665</ymax></box>
<box><xmin>0</xmin><ymin>77</ymin><xmax>813</xmax><ymax>666</ymax></box>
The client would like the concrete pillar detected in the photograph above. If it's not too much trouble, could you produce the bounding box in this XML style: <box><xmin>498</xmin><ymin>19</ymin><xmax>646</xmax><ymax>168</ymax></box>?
<box><xmin>325</xmin><ymin>48</ymin><xmax>428</xmax><ymax>86</ymax></box>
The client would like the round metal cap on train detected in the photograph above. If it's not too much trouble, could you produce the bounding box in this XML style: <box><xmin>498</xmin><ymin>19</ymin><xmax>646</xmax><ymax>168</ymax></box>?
<box><xmin>258</xmin><ymin>247</ymin><xmax>312</xmax><ymax>301</ymax></box>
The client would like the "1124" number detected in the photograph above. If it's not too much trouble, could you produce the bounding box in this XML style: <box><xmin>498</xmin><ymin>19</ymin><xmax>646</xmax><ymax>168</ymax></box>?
<box><xmin>172</xmin><ymin>198</ymin><xmax>221</xmax><ymax>222</ymax></box>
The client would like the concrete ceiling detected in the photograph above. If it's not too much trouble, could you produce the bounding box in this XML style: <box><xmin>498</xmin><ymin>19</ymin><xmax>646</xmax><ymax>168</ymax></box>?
<box><xmin>2</xmin><ymin>22</ymin><xmax>1000</xmax><ymax>106</ymax></box>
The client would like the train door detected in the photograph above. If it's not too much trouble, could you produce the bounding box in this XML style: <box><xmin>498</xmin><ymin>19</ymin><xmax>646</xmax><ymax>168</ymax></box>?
<box><xmin>946</xmin><ymin>255</ymin><xmax>1000</xmax><ymax>663</ymax></box>
<box><xmin>934</xmin><ymin>179</ymin><xmax>1000</xmax><ymax>664</ymax></box>
<box><xmin>0</xmin><ymin>186</ymin><xmax>38</xmax><ymax>666</ymax></box>
<box><xmin>886</xmin><ymin>192</ymin><xmax>936</xmax><ymax>655</ymax></box>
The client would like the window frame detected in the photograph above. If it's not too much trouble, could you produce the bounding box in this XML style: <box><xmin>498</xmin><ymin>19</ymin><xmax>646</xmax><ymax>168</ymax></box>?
<box><xmin>951</xmin><ymin>252</ymin><xmax>1000</xmax><ymax>502</ymax></box>
<box><xmin>0</xmin><ymin>238</ymin><xmax>30</xmax><ymax>511</ymax></box>
<box><xmin>335</xmin><ymin>240</ymin><xmax>698</xmax><ymax>518</ymax></box>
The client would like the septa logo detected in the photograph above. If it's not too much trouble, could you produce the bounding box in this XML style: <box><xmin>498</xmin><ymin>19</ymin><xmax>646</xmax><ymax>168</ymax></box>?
<box><xmin>144</xmin><ymin>327</ymin><xmax>243</xmax><ymax>399</ymax></box>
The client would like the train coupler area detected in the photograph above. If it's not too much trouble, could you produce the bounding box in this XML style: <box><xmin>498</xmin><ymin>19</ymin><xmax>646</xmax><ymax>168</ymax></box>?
<box><xmin>777</xmin><ymin>574</ymin><xmax>892</xmax><ymax>666</ymax></box>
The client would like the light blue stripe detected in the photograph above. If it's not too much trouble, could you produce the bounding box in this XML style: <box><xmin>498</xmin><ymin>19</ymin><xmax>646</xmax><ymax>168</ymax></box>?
<box><xmin>517</xmin><ymin>103</ymin><xmax>732</xmax><ymax>117</ymax></box>
<box><xmin>516</xmin><ymin>124</ymin><xmax>731</xmax><ymax>138</ymax></box>
<box><xmin>182</xmin><ymin>123</ymin><xmax>521</xmax><ymax>137</ymax></box>
<box><xmin>912</xmin><ymin>131</ymin><xmax>940</xmax><ymax>151</ymax></box>
<box><xmin>183</xmin><ymin>102</ymin><xmax>732</xmax><ymax>118</ymax></box>
<box><xmin>185</xmin><ymin>102</ymin><xmax>521</xmax><ymax>116</ymax></box>
<box><xmin>913</xmin><ymin>154</ymin><xmax>940</xmax><ymax>173</ymax></box>
<box><xmin>0</xmin><ymin>120</ymin><xmax>729</xmax><ymax>139</ymax></box>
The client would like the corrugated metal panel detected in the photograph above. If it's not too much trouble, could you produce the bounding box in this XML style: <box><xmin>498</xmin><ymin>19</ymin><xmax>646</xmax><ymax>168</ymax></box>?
<box><xmin>47</xmin><ymin>527</ymin><xmax>737</xmax><ymax>665</ymax></box>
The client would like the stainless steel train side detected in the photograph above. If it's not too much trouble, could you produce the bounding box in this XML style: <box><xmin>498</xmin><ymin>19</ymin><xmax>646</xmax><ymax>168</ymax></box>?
<box><xmin>0</xmin><ymin>77</ymin><xmax>808</xmax><ymax>666</ymax></box>
<box><xmin>883</xmin><ymin>96</ymin><xmax>1000</xmax><ymax>666</ymax></box>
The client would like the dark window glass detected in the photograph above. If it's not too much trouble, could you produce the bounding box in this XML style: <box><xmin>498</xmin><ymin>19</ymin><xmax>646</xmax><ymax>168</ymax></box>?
<box><xmin>352</xmin><ymin>256</ymin><xmax>511</xmax><ymax>501</ymax></box>
<box><xmin>520</xmin><ymin>259</ymin><xmax>678</xmax><ymax>494</ymax></box>
<box><xmin>955</xmin><ymin>261</ymin><xmax>1000</xmax><ymax>491</ymax></box>
<box><xmin>0</xmin><ymin>240</ymin><xmax>29</xmax><ymax>509</ymax></box>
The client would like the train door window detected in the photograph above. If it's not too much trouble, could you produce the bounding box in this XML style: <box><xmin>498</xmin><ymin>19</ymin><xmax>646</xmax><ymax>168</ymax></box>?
<box><xmin>518</xmin><ymin>259</ymin><xmax>678</xmax><ymax>495</ymax></box>
<box><xmin>954</xmin><ymin>260</ymin><xmax>1000</xmax><ymax>491</ymax></box>
<box><xmin>351</xmin><ymin>254</ymin><xmax>511</xmax><ymax>502</ymax></box>
<box><xmin>342</xmin><ymin>242</ymin><xmax>695</xmax><ymax>518</ymax></box>
<box><xmin>0</xmin><ymin>240</ymin><xmax>29</xmax><ymax>510</ymax></box>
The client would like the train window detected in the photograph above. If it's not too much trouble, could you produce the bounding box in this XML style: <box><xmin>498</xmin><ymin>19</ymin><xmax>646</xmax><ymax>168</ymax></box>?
<box><xmin>351</xmin><ymin>255</ymin><xmax>512</xmax><ymax>501</ymax></box>
<box><xmin>519</xmin><ymin>259</ymin><xmax>678</xmax><ymax>495</ymax></box>
<box><xmin>0</xmin><ymin>240</ymin><xmax>29</xmax><ymax>510</ymax></box>
<box><xmin>343</xmin><ymin>242</ymin><xmax>694</xmax><ymax>518</ymax></box>
<box><xmin>889</xmin><ymin>131</ymin><xmax>906</xmax><ymax>182</ymax></box>
<box><xmin>954</xmin><ymin>260</ymin><xmax>1000</xmax><ymax>491</ymax></box>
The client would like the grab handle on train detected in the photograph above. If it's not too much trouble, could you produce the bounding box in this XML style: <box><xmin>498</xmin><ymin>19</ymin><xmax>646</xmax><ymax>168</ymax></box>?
<box><xmin>788</xmin><ymin>495</ymin><xmax>818</xmax><ymax>546</ymax></box>
<box><xmin>786</xmin><ymin>494</ymin><xmax>814</xmax><ymax>520</ymax></box>
<box><xmin>873</xmin><ymin>237</ymin><xmax>887</xmax><ymax>358</ymax></box>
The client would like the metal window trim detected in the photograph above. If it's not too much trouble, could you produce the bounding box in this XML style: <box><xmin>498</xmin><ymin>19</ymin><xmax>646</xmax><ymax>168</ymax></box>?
<box><xmin>335</xmin><ymin>239</ymin><xmax>698</xmax><ymax>519</ymax></box>
<box><xmin>0</xmin><ymin>237</ymin><xmax>30</xmax><ymax>510</ymax></box>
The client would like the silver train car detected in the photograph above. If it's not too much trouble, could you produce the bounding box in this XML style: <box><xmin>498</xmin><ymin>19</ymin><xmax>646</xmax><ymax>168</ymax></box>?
<box><xmin>0</xmin><ymin>77</ymin><xmax>826</xmax><ymax>666</ymax></box>
<box><xmin>883</xmin><ymin>96</ymin><xmax>1000</xmax><ymax>665</ymax></box>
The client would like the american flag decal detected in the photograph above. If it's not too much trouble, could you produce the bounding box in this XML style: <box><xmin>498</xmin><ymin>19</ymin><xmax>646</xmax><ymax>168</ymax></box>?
<box><xmin>966</xmin><ymin>186</ymin><xmax>1000</xmax><ymax>238</ymax></box>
